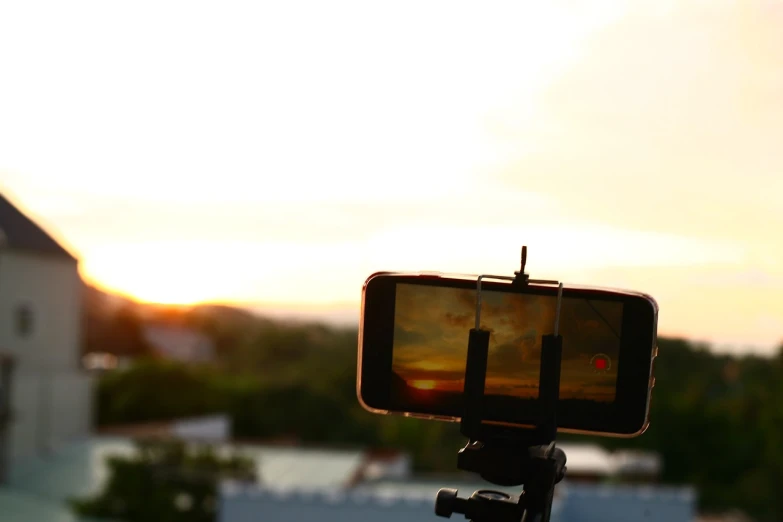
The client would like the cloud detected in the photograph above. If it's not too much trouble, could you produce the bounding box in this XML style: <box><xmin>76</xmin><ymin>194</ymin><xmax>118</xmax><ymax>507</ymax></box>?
<box><xmin>455</xmin><ymin>288</ymin><xmax>477</xmax><ymax>311</ymax></box>
<box><xmin>489</xmin><ymin>333</ymin><xmax>540</xmax><ymax>370</ymax></box>
<box><xmin>444</xmin><ymin>312</ymin><xmax>472</xmax><ymax>329</ymax></box>
<box><xmin>393</xmin><ymin>325</ymin><xmax>429</xmax><ymax>347</ymax></box>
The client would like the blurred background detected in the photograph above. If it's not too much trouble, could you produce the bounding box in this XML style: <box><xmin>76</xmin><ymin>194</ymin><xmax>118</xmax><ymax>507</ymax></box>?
<box><xmin>0</xmin><ymin>1</ymin><xmax>781</xmax><ymax>521</ymax></box>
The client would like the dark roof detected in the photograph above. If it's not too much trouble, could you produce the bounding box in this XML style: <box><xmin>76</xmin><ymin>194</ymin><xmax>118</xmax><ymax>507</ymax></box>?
<box><xmin>0</xmin><ymin>193</ymin><xmax>77</xmax><ymax>260</ymax></box>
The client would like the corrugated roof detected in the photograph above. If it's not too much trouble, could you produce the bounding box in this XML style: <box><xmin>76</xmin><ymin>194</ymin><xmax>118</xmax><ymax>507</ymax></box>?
<box><xmin>560</xmin><ymin>483</ymin><xmax>696</xmax><ymax>522</ymax></box>
<box><xmin>219</xmin><ymin>487</ymin><xmax>454</xmax><ymax>522</ymax></box>
<box><xmin>0</xmin><ymin>193</ymin><xmax>76</xmax><ymax>260</ymax></box>
<box><xmin>353</xmin><ymin>478</ymin><xmax>529</xmax><ymax>501</ymax></box>
<box><xmin>556</xmin><ymin>443</ymin><xmax>613</xmax><ymax>474</ymax></box>
<box><xmin>219</xmin><ymin>480</ymin><xmax>695</xmax><ymax>522</ymax></box>
<box><xmin>218</xmin><ymin>484</ymin><xmax>566</xmax><ymax>522</ymax></box>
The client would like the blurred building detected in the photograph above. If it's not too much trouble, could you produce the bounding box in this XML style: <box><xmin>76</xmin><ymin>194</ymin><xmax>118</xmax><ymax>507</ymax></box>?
<box><xmin>0</xmin><ymin>194</ymin><xmax>93</xmax><ymax>464</ymax></box>
<box><xmin>553</xmin><ymin>443</ymin><xmax>662</xmax><ymax>483</ymax></box>
<box><xmin>97</xmin><ymin>414</ymin><xmax>233</xmax><ymax>442</ymax></box>
<box><xmin>555</xmin><ymin>443</ymin><xmax>613</xmax><ymax>482</ymax></box>
<box><xmin>142</xmin><ymin>323</ymin><xmax>216</xmax><ymax>363</ymax></box>
<box><xmin>0</xmin><ymin>354</ymin><xmax>13</xmax><ymax>483</ymax></box>
<box><xmin>611</xmin><ymin>449</ymin><xmax>662</xmax><ymax>483</ymax></box>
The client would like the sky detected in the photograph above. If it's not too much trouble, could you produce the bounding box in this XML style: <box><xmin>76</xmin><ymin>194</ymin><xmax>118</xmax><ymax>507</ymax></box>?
<box><xmin>392</xmin><ymin>283</ymin><xmax>621</xmax><ymax>401</ymax></box>
<box><xmin>0</xmin><ymin>0</ymin><xmax>781</xmax><ymax>354</ymax></box>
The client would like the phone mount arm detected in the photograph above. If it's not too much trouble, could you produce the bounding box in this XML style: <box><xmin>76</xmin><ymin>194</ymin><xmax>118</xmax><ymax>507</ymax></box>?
<box><xmin>434</xmin><ymin>247</ymin><xmax>568</xmax><ymax>522</ymax></box>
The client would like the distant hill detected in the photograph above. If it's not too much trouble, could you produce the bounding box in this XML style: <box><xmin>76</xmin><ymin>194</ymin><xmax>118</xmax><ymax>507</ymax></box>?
<box><xmin>188</xmin><ymin>303</ymin><xmax>262</xmax><ymax>325</ymax></box>
<box><xmin>81</xmin><ymin>283</ymin><xmax>356</xmax><ymax>359</ymax></box>
<box><xmin>83</xmin><ymin>283</ymin><xmax>260</xmax><ymax>326</ymax></box>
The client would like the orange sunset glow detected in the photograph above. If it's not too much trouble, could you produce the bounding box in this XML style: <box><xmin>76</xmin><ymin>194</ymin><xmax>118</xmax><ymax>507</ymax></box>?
<box><xmin>1</xmin><ymin>1</ymin><xmax>781</xmax><ymax>354</ymax></box>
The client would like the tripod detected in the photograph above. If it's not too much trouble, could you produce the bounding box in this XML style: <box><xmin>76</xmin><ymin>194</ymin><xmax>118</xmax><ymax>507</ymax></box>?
<box><xmin>434</xmin><ymin>247</ymin><xmax>568</xmax><ymax>522</ymax></box>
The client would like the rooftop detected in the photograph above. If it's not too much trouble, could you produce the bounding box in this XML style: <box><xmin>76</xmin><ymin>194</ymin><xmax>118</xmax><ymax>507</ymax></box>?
<box><xmin>0</xmin><ymin>192</ymin><xmax>77</xmax><ymax>260</ymax></box>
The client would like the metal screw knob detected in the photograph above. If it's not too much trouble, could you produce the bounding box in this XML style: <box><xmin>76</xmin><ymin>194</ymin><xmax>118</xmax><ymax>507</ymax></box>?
<box><xmin>435</xmin><ymin>488</ymin><xmax>460</xmax><ymax>518</ymax></box>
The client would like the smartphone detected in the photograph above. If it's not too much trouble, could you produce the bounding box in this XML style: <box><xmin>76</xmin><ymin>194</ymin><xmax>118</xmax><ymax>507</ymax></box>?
<box><xmin>357</xmin><ymin>271</ymin><xmax>658</xmax><ymax>437</ymax></box>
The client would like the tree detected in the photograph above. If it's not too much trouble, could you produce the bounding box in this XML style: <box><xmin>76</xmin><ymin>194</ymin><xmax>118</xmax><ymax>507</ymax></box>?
<box><xmin>85</xmin><ymin>304</ymin><xmax>155</xmax><ymax>359</ymax></box>
<box><xmin>110</xmin><ymin>306</ymin><xmax>156</xmax><ymax>358</ymax></box>
<box><xmin>70</xmin><ymin>438</ymin><xmax>256</xmax><ymax>522</ymax></box>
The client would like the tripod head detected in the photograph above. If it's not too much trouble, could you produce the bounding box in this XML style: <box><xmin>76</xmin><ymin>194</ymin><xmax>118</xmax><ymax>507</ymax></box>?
<box><xmin>433</xmin><ymin>248</ymin><xmax>568</xmax><ymax>522</ymax></box>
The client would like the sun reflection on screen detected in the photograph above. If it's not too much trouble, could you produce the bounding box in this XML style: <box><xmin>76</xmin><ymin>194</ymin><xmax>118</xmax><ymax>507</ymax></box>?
<box><xmin>410</xmin><ymin>380</ymin><xmax>437</xmax><ymax>390</ymax></box>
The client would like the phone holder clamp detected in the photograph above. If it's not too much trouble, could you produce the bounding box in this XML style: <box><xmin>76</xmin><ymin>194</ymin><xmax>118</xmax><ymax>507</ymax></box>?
<box><xmin>434</xmin><ymin>246</ymin><xmax>567</xmax><ymax>522</ymax></box>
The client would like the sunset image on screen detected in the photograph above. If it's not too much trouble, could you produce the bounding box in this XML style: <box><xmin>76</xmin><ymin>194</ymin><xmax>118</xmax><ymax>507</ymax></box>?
<box><xmin>390</xmin><ymin>283</ymin><xmax>622</xmax><ymax>407</ymax></box>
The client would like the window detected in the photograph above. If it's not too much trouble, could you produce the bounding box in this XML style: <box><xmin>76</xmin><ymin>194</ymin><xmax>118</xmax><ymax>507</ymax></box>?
<box><xmin>16</xmin><ymin>305</ymin><xmax>33</xmax><ymax>337</ymax></box>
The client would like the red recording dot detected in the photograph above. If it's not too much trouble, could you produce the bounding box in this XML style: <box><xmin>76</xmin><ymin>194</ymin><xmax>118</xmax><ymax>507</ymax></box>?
<box><xmin>594</xmin><ymin>358</ymin><xmax>607</xmax><ymax>370</ymax></box>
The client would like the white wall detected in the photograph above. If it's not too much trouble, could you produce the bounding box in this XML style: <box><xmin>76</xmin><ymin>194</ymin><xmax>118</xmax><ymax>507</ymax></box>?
<box><xmin>0</xmin><ymin>250</ymin><xmax>93</xmax><ymax>461</ymax></box>
<box><xmin>143</xmin><ymin>325</ymin><xmax>216</xmax><ymax>362</ymax></box>
<box><xmin>0</xmin><ymin>250</ymin><xmax>82</xmax><ymax>372</ymax></box>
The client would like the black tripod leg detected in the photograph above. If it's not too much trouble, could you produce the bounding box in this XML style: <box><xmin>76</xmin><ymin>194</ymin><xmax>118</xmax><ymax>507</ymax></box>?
<box><xmin>522</xmin><ymin>502</ymin><xmax>549</xmax><ymax>522</ymax></box>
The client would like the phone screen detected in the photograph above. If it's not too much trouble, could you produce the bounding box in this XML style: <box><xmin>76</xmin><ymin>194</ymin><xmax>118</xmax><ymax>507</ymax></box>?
<box><xmin>391</xmin><ymin>283</ymin><xmax>622</xmax><ymax>407</ymax></box>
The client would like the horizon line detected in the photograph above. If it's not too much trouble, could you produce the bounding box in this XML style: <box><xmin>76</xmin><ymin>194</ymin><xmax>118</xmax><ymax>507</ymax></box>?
<box><xmin>84</xmin><ymin>279</ymin><xmax>779</xmax><ymax>357</ymax></box>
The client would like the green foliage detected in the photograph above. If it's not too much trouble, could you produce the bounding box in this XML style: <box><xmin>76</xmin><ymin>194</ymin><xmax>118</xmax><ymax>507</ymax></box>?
<box><xmin>94</xmin><ymin>308</ymin><xmax>783</xmax><ymax>521</ymax></box>
<box><xmin>70</xmin><ymin>438</ymin><xmax>255</xmax><ymax>522</ymax></box>
<box><xmin>85</xmin><ymin>303</ymin><xmax>154</xmax><ymax>358</ymax></box>
<box><xmin>96</xmin><ymin>359</ymin><xmax>229</xmax><ymax>425</ymax></box>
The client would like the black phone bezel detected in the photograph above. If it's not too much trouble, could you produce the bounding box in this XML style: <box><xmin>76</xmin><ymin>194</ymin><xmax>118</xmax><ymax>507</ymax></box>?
<box><xmin>359</xmin><ymin>273</ymin><xmax>657</xmax><ymax>436</ymax></box>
